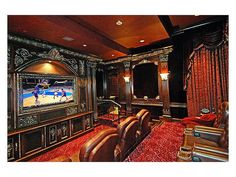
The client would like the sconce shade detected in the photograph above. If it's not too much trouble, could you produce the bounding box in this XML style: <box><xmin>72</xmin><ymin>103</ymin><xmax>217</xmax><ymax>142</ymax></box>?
<box><xmin>160</xmin><ymin>73</ymin><xmax>169</xmax><ymax>80</ymax></box>
<box><xmin>123</xmin><ymin>76</ymin><xmax>130</xmax><ymax>83</ymax></box>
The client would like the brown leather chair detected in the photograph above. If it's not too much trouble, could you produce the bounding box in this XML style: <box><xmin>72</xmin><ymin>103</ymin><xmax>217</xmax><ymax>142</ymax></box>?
<box><xmin>78</xmin><ymin>128</ymin><xmax>118</xmax><ymax>162</ymax></box>
<box><xmin>115</xmin><ymin>116</ymin><xmax>139</xmax><ymax>161</ymax></box>
<box><xmin>136</xmin><ymin>110</ymin><xmax>151</xmax><ymax>141</ymax></box>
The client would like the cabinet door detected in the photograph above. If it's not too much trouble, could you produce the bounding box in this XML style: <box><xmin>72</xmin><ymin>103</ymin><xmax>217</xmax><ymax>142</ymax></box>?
<box><xmin>8</xmin><ymin>135</ymin><xmax>19</xmax><ymax>161</ymax></box>
<box><xmin>47</xmin><ymin>125</ymin><xmax>58</xmax><ymax>145</ymax></box>
<box><xmin>72</xmin><ymin>117</ymin><xmax>83</xmax><ymax>135</ymax></box>
<box><xmin>59</xmin><ymin>121</ymin><xmax>69</xmax><ymax>140</ymax></box>
<box><xmin>84</xmin><ymin>115</ymin><xmax>92</xmax><ymax>130</ymax></box>
<box><xmin>21</xmin><ymin>128</ymin><xmax>44</xmax><ymax>156</ymax></box>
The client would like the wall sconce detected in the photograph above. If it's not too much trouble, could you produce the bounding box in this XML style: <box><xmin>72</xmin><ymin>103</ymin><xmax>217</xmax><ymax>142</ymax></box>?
<box><xmin>160</xmin><ymin>73</ymin><xmax>169</xmax><ymax>81</ymax></box>
<box><xmin>123</xmin><ymin>76</ymin><xmax>130</xmax><ymax>83</ymax></box>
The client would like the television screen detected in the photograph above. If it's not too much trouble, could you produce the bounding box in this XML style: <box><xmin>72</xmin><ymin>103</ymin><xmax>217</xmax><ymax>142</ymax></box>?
<box><xmin>18</xmin><ymin>74</ymin><xmax>77</xmax><ymax>115</ymax></box>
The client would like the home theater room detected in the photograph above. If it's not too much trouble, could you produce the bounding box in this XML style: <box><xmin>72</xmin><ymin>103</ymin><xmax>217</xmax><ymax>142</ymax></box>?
<box><xmin>6</xmin><ymin>14</ymin><xmax>229</xmax><ymax>164</ymax></box>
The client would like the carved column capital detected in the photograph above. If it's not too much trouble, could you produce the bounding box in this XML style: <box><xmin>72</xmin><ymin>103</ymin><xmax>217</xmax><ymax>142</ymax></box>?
<box><xmin>159</xmin><ymin>54</ymin><xmax>169</xmax><ymax>62</ymax></box>
<box><xmin>123</xmin><ymin>61</ymin><xmax>131</xmax><ymax>69</ymax></box>
<box><xmin>86</xmin><ymin>61</ymin><xmax>97</xmax><ymax>69</ymax></box>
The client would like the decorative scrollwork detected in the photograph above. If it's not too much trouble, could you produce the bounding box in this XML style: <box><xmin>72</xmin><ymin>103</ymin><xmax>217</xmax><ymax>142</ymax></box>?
<box><xmin>159</xmin><ymin>54</ymin><xmax>169</xmax><ymax>62</ymax></box>
<box><xmin>78</xmin><ymin>60</ymin><xmax>85</xmax><ymax>76</ymax></box>
<box><xmin>66</xmin><ymin>106</ymin><xmax>78</xmax><ymax>116</ymax></box>
<box><xmin>15</xmin><ymin>48</ymin><xmax>32</xmax><ymax>67</ymax></box>
<box><xmin>8</xmin><ymin>47</ymin><xmax>11</xmax><ymax>65</ymax></box>
<box><xmin>18</xmin><ymin>115</ymin><xmax>38</xmax><ymax>128</ymax></box>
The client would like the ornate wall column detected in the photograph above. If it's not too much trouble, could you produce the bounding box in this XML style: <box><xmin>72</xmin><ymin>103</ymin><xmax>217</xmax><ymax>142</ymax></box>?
<box><xmin>123</xmin><ymin>61</ymin><xmax>132</xmax><ymax>115</ymax></box>
<box><xmin>159</xmin><ymin>54</ymin><xmax>171</xmax><ymax>117</ymax></box>
<box><xmin>86</xmin><ymin>61</ymin><xmax>98</xmax><ymax>122</ymax></box>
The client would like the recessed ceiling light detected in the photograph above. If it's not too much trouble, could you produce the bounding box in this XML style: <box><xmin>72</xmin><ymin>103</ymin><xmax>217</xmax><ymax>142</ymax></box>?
<box><xmin>48</xmin><ymin>60</ymin><xmax>52</xmax><ymax>63</ymax></box>
<box><xmin>62</xmin><ymin>36</ymin><xmax>74</xmax><ymax>41</ymax></box>
<box><xmin>116</xmin><ymin>20</ymin><xmax>123</xmax><ymax>26</ymax></box>
<box><xmin>83</xmin><ymin>44</ymin><xmax>87</xmax><ymax>47</ymax></box>
<box><xmin>194</xmin><ymin>15</ymin><xmax>200</xmax><ymax>16</ymax></box>
<box><xmin>139</xmin><ymin>39</ymin><xmax>145</xmax><ymax>43</ymax></box>
<box><xmin>111</xmin><ymin>54</ymin><xmax>115</xmax><ymax>57</ymax></box>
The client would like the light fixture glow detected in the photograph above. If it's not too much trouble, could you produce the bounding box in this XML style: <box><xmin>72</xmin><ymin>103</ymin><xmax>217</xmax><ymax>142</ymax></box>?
<box><xmin>62</xmin><ymin>36</ymin><xmax>74</xmax><ymax>41</ymax></box>
<box><xmin>123</xmin><ymin>76</ymin><xmax>130</xmax><ymax>83</ymax></box>
<box><xmin>116</xmin><ymin>20</ymin><xmax>123</xmax><ymax>26</ymax></box>
<box><xmin>112</xmin><ymin>54</ymin><xmax>115</xmax><ymax>57</ymax></box>
<box><xmin>48</xmin><ymin>60</ymin><xmax>52</xmax><ymax>63</ymax></box>
<box><xmin>160</xmin><ymin>73</ymin><xmax>169</xmax><ymax>81</ymax></box>
<box><xmin>83</xmin><ymin>44</ymin><xmax>87</xmax><ymax>47</ymax></box>
<box><xmin>139</xmin><ymin>39</ymin><xmax>145</xmax><ymax>43</ymax></box>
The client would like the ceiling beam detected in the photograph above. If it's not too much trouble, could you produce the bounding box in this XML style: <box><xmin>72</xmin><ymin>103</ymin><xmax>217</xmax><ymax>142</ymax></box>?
<box><xmin>158</xmin><ymin>16</ymin><xmax>174</xmax><ymax>37</ymax></box>
<box><xmin>66</xmin><ymin>16</ymin><xmax>130</xmax><ymax>55</ymax></box>
<box><xmin>172</xmin><ymin>16</ymin><xmax>228</xmax><ymax>36</ymax></box>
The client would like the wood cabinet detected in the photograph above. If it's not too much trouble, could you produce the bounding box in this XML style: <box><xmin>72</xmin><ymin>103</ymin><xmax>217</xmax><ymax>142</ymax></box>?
<box><xmin>8</xmin><ymin>111</ymin><xmax>93</xmax><ymax>162</ymax></box>
<box><xmin>46</xmin><ymin>121</ymin><xmax>70</xmax><ymax>146</ymax></box>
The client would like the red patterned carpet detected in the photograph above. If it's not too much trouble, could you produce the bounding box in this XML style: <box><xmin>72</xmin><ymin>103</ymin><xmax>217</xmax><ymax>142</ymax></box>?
<box><xmin>125</xmin><ymin>122</ymin><xmax>185</xmax><ymax>162</ymax></box>
<box><xmin>29</xmin><ymin>125</ymin><xmax>110</xmax><ymax>162</ymax></box>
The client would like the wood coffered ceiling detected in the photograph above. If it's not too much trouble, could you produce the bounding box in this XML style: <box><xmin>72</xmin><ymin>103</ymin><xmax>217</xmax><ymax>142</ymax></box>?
<box><xmin>8</xmin><ymin>15</ymin><xmax>214</xmax><ymax>61</ymax></box>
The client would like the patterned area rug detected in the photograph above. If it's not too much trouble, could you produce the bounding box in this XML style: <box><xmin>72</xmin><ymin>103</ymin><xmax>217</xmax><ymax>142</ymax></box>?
<box><xmin>125</xmin><ymin>122</ymin><xmax>185</xmax><ymax>162</ymax></box>
<box><xmin>29</xmin><ymin>125</ymin><xmax>110</xmax><ymax>162</ymax></box>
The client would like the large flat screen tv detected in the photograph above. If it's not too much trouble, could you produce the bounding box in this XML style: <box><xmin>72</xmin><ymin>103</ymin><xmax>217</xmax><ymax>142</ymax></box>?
<box><xmin>17</xmin><ymin>73</ymin><xmax>78</xmax><ymax>115</ymax></box>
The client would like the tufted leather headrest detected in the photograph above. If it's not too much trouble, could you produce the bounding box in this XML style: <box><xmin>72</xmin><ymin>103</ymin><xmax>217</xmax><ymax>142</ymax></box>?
<box><xmin>79</xmin><ymin>128</ymin><xmax>117</xmax><ymax>162</ymax></box>
<box><xmin>117</xmin><ymin>116</ymin><xmax>137</xmax><ymax>139</ymax></box>
<box><xmin>136</xmin><ymin>109</ymin><xmax>148</xmax><ymax>121</ymax></box>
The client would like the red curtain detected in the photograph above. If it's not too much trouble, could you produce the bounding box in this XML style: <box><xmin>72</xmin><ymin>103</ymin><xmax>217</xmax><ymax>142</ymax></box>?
<box><xmin>184</xmin><ymin>23</ymin><xmax>228</xmax><ymax>116</ymax></box>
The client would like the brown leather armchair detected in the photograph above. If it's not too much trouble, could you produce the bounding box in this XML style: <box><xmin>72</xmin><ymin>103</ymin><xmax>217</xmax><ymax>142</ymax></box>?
<box><xmin>136</xmin><ymin>111</ymin><xmax>151</xmax><ymax>141</ymax></box>
<box><xmin>115</xmin><ymin>116</ymin><xmax>139</xmax><ymax>161</ymax></box>
<box><xmin>77</xmin><ymin>128</ymin><xmax>118</xmax><ymax>162</ymax></box>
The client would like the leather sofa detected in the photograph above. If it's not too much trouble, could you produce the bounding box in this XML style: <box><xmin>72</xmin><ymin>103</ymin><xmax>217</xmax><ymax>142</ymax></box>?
<box><xmin>115</xmin><ymin>116</ymin><xmax>139</xmax><ymax>161</ymax></box>
<box><xmin>75</xmin><ymin>128</ymin><xmax>118</xmax><ymax>162</ymax></box>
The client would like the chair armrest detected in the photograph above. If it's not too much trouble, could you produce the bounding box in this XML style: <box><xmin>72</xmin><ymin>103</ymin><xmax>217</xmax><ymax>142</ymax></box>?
<box><xmin>194</xmin><ymin>128</ymin><xmax>223</xmax><ymax>142</ymax></box>
<box><xmin>194</xmin><ymin>125</ymin><xmax>224</xmax><ymax>132</ymax></box>
<box><xmin>194</xmin><ymin>143</ymin><xmax>228</xmax><ymax>155</ymax></box>
<box><xmin>192</xmin><ymin>148</ymin><xmax>228</xmax><ymax>162</ymax></box>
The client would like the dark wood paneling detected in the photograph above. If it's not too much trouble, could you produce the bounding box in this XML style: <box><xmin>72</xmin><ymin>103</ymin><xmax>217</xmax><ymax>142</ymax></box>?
<box><xmin>21</xmin><ymin>128</ymin><xmax>44</xmax><ymax>156</ymax></box>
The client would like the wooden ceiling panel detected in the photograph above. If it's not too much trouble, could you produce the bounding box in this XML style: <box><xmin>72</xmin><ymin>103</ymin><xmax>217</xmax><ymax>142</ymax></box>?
<box><xmin>169</xmin><ymin>15</ymin><xmax>210</xmax><ymax>29</ymax></box>
<box><xmin>8</xmin><ymin>15</ymin><xmax>121</xmax><ymax>59</ymax></box>
<box><xmin>77</xmin><ymin>15</ymin><xmax>169</xmax><ymax>48</ymax></box>
<box><xmin>8</xmin><ymin>15</ymin><xmax>214</xmax><ymax>61</ymax></box>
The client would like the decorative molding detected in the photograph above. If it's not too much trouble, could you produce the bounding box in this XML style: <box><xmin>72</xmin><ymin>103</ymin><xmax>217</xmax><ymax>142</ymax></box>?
<box><xmin>101</xmin><ymin>46</ymin><xmax>173</xmax><ymax>65</ymax></box>
<box><xmin>123</xmin><ymin>61</ymin><xmax>131</xmax><ymax>68</ymax></box>
<box><xmin>86</xmin><ymin>61</ymin><xmax>97</xmax><ymax>69</ymax></box>
<box><xmin>66</xmin><ymin>106</ymin><xmax>78</xmax><ymax>116</ymax></box>
<box><xmin>8</xmin><ymin>74</ymin><xmax>12</xmax><ymax>88</ymax></box>
<box><xmin>80</xmin><ymin>102</ymin><xmax>86</xmax><ymax>112</ymax></box>
<box><xmin>8</xmin><ymin>34</ymin><xmax>102</xmax><ymax>62</ymax></box>
<box><xmin>8</xmin><ymin>115</ymin><xmax>12</xmax><ymax>131</ymax></box>
<box><xmin>8</xmin><ymin>47</ymin><xmax>11</xmax><ymax>66</ymax></box>
<box><xmin>15</xmin><ymin>48</ymin><xmax>32</xmax><ymax>67</ymax></box>
<box><xmin>49</xmin><ymin>125</ymin><xmax>57</xmax><ymax>144</ymax></box>
<box><xmin>61</xmin><ymin>122</ymin><xmax>68</xmax><ymax>139</ymax></box>
<box><xmin>15</xmin><ymin>48</ymin><xmax>79</xmax><ymax>75</ymax></box>
<box><xmin>8</xmin><ymin>138</ymin><xmax>15</xmax><ymax>160</ymax></box>
<box><xmin>159</xmin><ymin>54</ymin><xmax>169</xmax><ymax>62</ymax></box>
<box><xmin>18</xmin><ymin>115</ymin><xmax>38</xmax><ymax>128</ymax></box>
<box><xmin>78</xmin><ymin>60</ymin><xmax>85</xmax><ymax>76</ymax></box>
<box><xmin>132</xmin><ymin>59</ymin><xmax>151</xmax><ymax>68</ymax></box>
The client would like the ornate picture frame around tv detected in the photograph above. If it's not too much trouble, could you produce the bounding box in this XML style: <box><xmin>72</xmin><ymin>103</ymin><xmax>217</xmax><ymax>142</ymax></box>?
<box><xmin>17</xmin><ymin>73</ymin><xmax>78</xmax><ymax>116</ymax></box>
